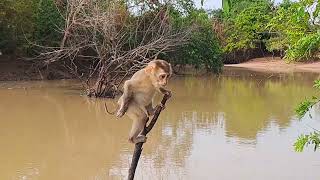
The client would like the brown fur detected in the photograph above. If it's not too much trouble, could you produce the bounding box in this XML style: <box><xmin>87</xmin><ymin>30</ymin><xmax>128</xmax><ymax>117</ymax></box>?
<box><xmin>154</xmin><ymin>60</ymin><xmax>171</xmax><ymax>74</ymax></box>
<box><xmin>116</xmin><ymin>59</ymin><xmax>172</xmax><ymax>144</ymax></box>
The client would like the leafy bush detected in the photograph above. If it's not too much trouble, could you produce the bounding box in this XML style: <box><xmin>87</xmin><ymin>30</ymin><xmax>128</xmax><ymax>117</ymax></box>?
<box><xmin>0</xmin><ymin>0</ymin><xmax>38</xmax><ymax>54</ymax></box>
<box><xmin>222</xmin><ymin>0</ymin><xmax>320</xmax><ymax>62</ymax></box>
<box><xmin>223</xmin><ymin>0</ymin><xmax>273</xmax><ymax>53</ymax></box>
<box><xmin>265</xmin><ymin>0</ymin><xmax>320</xmax><ymax>61</ymax></box>
<box><xmin>285</xmin><ymin>31</ymin><xmax>320</xmax><ymax>61</ymax></box>
<box><xmin>294</xmin><ymin>132</ymin><xmax>320</xmax><ymax>152</ymax></box>
<box><xmin>30</xmin><ymin>0</ymin><xmax>64</xmax><ymax>54</ymax></box>
<box><xmin>294</xmin><ymin>79</ymin><xmax>320</xmax><ymax>152</ymax></box>
<box><xmin>165</xmin><ymin>8</ymin><xmax>223</xmax><ymax>73</ymax></box>
<box><xmin>0</xmin><ymin>0</ymin><xmax>63</xmax><ymax>55</ymax></box>
<box><xmin>186</xmin><ymin>23</ymin><xmax>223</xmax><ymax>73</ymax></box>
<box><xmin>266</xmin><ymin>1</ymin><xmax>310</xmax><ymax>52</ymax></box>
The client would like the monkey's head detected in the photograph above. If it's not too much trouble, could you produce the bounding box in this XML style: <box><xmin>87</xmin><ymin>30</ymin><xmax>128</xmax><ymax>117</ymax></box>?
<box><xmin>145</xmin><ymin>59</ymin><xmax>172</xmax><ymax>88</ymax></box>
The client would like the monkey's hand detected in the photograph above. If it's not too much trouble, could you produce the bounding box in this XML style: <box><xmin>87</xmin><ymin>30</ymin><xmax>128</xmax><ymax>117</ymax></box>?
<box><xmin>159</xmin><ymin>88</ymin><xmax>172</xmax><ymax>97</ymax></box>
<box><xmin>147</xmin><ymin>108</ymin><xmax>156</xmax><ymax>116</ymax></box>
<box><xmin>164</xmin><ymin>90</ymin><xmax>172</xmax><ymax>97</ymax></box>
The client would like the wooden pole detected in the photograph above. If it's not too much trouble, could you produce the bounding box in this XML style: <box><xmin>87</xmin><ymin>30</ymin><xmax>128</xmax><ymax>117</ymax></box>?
<box><xmin>127</xmin><ymin>93</ymin><xmax>171</xmax><ymax>180</ymax></box>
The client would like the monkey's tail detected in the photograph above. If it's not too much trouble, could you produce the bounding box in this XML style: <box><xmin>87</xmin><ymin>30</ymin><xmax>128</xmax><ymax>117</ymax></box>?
<box><xmin>104</xmin><ymin>103</ymin><xmax>117</xmax><ymax>115</ymax></box>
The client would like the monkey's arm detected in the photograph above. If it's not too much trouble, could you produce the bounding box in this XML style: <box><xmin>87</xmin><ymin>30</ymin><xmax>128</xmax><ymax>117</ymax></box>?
<box><xmin>146</xmin><ymin>88</ymin><xmax>171</xmax><ymax>115</ymax></box>
<box><xmin>116</xmin><ymin>81</ymin><xmax>132</xmax><ymax>117</ymax></box>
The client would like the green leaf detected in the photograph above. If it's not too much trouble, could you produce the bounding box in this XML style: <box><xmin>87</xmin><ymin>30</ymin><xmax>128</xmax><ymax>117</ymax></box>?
<box><xmin>313</xmin><ymin>80</ymin><xmax>320</xmax><ymax>89</ymax></box>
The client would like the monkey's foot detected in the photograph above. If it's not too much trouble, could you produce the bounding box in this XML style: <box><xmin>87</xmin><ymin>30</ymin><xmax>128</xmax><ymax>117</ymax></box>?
<box><xmin>147</xmin><ymin>108</ymin><xmax>156</xmax><ymax>116</ymax></box>
<box><xmin>156</xmin><ymin>104</ymin><xmax>166</xmax><ymax>111</ymax></box>
<box><xmin>136</xmin><ymin>135</ymin><xmax>147</xmax><ymax>143</ymax></box>
<box><xmin>129</xmin><ymin>135</ymin><xmax>147</xmax><ymax>144</ymax></box>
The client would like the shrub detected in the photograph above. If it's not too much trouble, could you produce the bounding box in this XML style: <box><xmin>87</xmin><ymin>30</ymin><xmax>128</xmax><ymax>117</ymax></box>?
<box><xmin>223</xmin><ymin>0</ymin><xmax>273</xmax><ymax>53</ymax></box>
<box><xmin>285</xmin><ymin>31</ymin><xmax>320</xmax><ymax>61</ymax></box>
<box><xmin>294</xmin><ymin>79</ymin><xmax>320</xmax><ymax>152</ymax></box>
<box><xmin>165</xmin><ymin>8</ymin><xmax>223</xmax><ymax>73</ymax></box>
<box><xmin>0</xmin><ymin>0</ymin><xmax>63</xmax><ymax>55</ymax></box>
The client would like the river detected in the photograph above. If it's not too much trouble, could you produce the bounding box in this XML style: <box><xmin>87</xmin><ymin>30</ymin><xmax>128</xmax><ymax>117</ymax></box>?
<box><xmin>0</xmin><ymin>67</ymin><xmax>319</xmax><ymax>180</ymax></box>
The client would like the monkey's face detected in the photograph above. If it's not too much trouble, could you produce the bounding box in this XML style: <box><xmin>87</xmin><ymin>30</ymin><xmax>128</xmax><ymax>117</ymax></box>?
<box><xmin>147</xmin><ymin>59</ymin><xmax>172</xmax><ymax>88</ymax></box>
<box><xmin>156</xmin><ymin>71</ymin><xmax>170</xmax><ymax>87</ymax></box>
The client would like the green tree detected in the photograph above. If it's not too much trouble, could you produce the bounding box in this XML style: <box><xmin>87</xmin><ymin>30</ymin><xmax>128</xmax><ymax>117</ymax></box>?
<box><xmin>223</xmin><ymin>0</ymin><xmax>273</xmax><ymax>53</ymax></box>
<box><xmin>0</xmin><ymin>0</ymin><xmax>63</xmax><ymax>55</ymax></box>
<box><xmin>266</xmin><ymin>0</ymin><xmax>319</xmax><ymax>61</ymax></box>
<box><xmin>33</xmin><ymin>0</ymin><xmax>64</xmax><ymax>47</ymax></box>
<box><xmin>164</xmin><ymin>7</ymin><xmax>223</xmax><ymax>73</ymax></box>
<box><xmin>222</xmin><ymin>0</ymin><xmax>231</xmax><ymax>14</ymax></box>
<box><xmin>0</xmin><ymin>0</ymin><xmax>38</xmax><ymax>54</ymax></box>
<box><xmin>221</xmin><ymin>0</ymin><xmax>319</xmax><ymax>62</ymax></box>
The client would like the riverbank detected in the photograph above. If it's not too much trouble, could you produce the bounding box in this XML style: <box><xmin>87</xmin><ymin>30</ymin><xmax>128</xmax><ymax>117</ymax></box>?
<box><xmin>0</xmin><ymin>56</ymin><xmax>69</xmax><ymax>81</ymax></box>
<box><xmin>0</xmin><ymin>56</ymin><xmax>38</xmax><ymax>81</ymax></box>
<box><xmin>1</xmin><ymin>56</ymin><xmax>319</xmax><ymax>81</ymax></box>
<box><xmin>225</xmin><ymin>57</ymin><xmax>320</xmax><ymax>73</ymax></box>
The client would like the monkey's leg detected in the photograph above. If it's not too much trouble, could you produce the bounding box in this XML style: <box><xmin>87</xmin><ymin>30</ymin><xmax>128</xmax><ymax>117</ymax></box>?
<box><xmin>145</xmin><ymin>103</ymin><xmax>155</xmax><ymax>116</ymax></box>
<box><xmin>116</xmin><ymin>81</ymin><xmax>132</xmax><ymax>117</ymax></box>
<box><xmin>129</xmin><ymin>116</ymin><xmax>148</xmax><ymax>144</ymax></box>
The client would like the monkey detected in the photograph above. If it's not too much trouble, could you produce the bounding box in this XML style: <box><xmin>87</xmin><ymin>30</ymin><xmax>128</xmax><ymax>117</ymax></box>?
<box><xmin>116</xmin><ymin>59</ymin><xmax>172</xmax><ymax>144</ymax></box>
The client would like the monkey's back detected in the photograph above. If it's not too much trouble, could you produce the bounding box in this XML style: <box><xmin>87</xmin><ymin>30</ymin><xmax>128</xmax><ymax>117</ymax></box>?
<box><xmin>121</xmin><ymin>69</ymin><xmax>157</xmax><ymax>119</ymax></box>
<box><xmin>130</xmin><ymin>69</ymin><xmax>157</xmax><ymax>106</ymax></box>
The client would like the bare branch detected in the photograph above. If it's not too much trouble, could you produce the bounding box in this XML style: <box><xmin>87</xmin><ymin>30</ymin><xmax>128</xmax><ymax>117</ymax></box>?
<box><xmin>128</xmin><ymin>93</ymin><xmax>171</xmax><ymax>180</ymax></box>
<box><xmin>32</xmin><ymin>0</ymin><xmax>189</xmax><ymax>97</ymax></box>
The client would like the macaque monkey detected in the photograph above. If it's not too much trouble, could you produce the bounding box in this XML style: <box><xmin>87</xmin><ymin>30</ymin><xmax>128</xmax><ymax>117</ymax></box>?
<box><xmin>117</xmin><ymin>59</ymin><xmax>172</xmax><ymax>144</ymax></box>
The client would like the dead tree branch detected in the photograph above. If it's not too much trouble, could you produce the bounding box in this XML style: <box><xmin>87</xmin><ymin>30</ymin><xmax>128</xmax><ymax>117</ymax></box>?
<box><xmin>128</xmin><ymin>92</ymin><xmax>171</xmax><ymax>180</ymax></box>
<box><xmin>31</xmin><ymin>0</ymin><xmax>190</xmax><ymax>98</ymax></box>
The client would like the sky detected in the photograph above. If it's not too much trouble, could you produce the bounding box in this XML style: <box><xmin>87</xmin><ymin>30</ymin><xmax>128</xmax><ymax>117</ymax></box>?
<box><xmin>194</xmin><ymin>0</ymin><xmax>287</xmax><ymax>10</ymax></box>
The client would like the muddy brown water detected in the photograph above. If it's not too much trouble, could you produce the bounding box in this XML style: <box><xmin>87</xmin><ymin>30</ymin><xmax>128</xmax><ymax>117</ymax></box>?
<box><xmin>1</xmin><ymin>67</ymin><xmax>320</xmax><ymax>180</ymax></box>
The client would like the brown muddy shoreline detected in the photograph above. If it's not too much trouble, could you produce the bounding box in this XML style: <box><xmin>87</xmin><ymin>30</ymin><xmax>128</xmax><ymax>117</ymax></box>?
<box><xmin>0</xmin><ymin>56</ymin><xmax>70</xmax><ymax>81</ymax></box>
<box><xmin>1</xmin><ymin>56</ymin><xmax>319</xmax><ymax>81</ymax></box>
<box><xmin>0</xmin><ymin>56</ymin><xmax>39</xmax><ymax>81</ymax></box>
<box><xmin>225</xmin><ymin>57</ymin><xmax>320</xmax><ymax>73</ymax></box>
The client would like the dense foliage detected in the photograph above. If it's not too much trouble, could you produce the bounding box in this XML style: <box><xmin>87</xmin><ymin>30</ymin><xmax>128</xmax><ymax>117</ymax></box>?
<box><xmin>267</xmin><ymin>0</ymin><xmax>320</xmax><ymax>61</ymax></box>
<box><xmin>222</xmin><ymin>0</ymin><xmax>320</xmax><ymax>62</ymax></box>
<box><xmin>223</xmin><ymin>0</ymin><xmax>273</xmax><ymax>53</ymax></box>
<box><xmin>165</xmin><ymin>8</ymin><xmax>223</xmax><ymax>73</ymax></box>
<box><xmin>0</xmin><ymin>0</ymin><xmax>35</xmax><ymax>54</ymax></box>
<box><xmin>294</xmin><ymin>79</ymin><xmax>320</xmax><ymax>152</ymax></box>
<box><xmin>33</xmin><ymin>0</ymin><xmax>64</xmax><ymax>48</ymax></box>
<box><xmin>0</xmin><ymin>0</ymin><xmax>223</xmax><ymax>73</ymax></box>
<box><xmin>0</xmin><ymin>0</ymin><xmax>63</xmax><ymax>55</ymax></box>
<box><xmin>0</xmin><ymin>0</ymin><xmax>319</xmax><ymax>70</ymax></box>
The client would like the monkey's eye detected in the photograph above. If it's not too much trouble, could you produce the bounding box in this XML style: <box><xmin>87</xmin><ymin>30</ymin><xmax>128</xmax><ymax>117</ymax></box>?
<box><xmin>159</xmin><ymin>74</ymin><xmax>166</xmax><ymax>79</ymax></box>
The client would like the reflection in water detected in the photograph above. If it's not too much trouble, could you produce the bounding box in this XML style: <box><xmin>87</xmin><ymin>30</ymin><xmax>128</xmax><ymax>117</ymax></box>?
<box><xmin>0</xmin><ymin>68</ymin><xmax>320</xmax><ymax>180</ymax></box>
